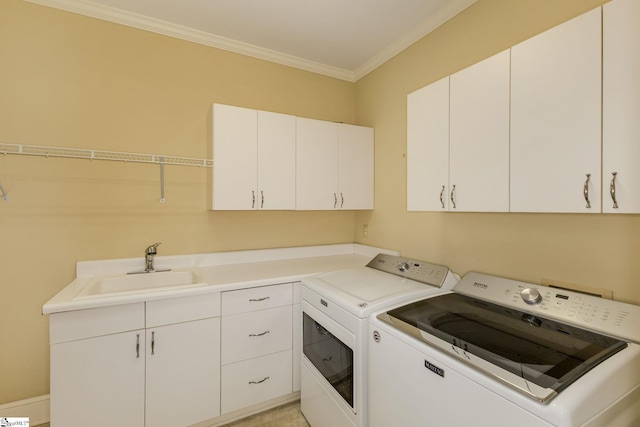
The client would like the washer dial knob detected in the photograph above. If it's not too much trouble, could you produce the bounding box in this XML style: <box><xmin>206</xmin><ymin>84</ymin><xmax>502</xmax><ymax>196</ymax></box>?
<box><xmin>521</xmin><ymin>288</ymin><xmax>542</xmax><ymax>305</ymax></box>
<box><xmin>398</xmin><ymin>261</ymin><xmax>410</xmax><ymax>272</ymax></box>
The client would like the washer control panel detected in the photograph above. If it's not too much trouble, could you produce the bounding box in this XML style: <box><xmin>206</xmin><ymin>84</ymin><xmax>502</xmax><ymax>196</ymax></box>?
<box><xmin>366</xmin><ymin>253</ymin><xmax>449</xmax><ymax>287</ymax></box>
<box><xmin>455</xmin><ymin>272</ymin><xmax>640</xmax><ymax>343</ymax></box>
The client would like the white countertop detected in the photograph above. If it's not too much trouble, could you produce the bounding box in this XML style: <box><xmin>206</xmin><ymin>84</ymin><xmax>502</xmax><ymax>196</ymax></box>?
<box><xmin>43</xmin><ymin>243</ymin><xmax>397</xmax><ymax>314</ymax></box>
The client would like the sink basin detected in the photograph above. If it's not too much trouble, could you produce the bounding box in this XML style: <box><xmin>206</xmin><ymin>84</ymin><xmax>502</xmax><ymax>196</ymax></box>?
<box><xmin>75</xmin><ymin>270</ymin><xmax>201</xmax><ymax>298</ymax></box>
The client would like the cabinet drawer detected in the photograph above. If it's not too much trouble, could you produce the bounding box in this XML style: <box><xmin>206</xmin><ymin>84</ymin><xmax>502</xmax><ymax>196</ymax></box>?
<box><xmin>50</xmin><ymin>303</ymin><xmax>144</xmax><ymax>344</ymax></box>
<box><xmin>146</xmin><ymin>292</ymin><xmax>220</xmax><ymax>328</ymax></box>
<box><xmin>221</xmin><ymin>305</ymin><xmax>292</xmax><ymax>364</ymax></box>
<box><xmin>221</xmin><ymin>350</ymin><xmax>293</xmax><ymax>415</ymax></box>
<box><xmin>222</xmin><ymin>283</ymin><xmax>292</xmax><ymax>315</ymax></box>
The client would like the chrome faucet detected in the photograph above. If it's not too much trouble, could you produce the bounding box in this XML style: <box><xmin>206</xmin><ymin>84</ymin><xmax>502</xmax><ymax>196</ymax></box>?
<box><xmin>145</xmin><ymin>242</ymin><xmax>161</xmax><ymax>272</ymax></box>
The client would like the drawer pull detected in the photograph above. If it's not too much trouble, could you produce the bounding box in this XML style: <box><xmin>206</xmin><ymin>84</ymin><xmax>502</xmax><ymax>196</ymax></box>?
<box><xmin>610</xmin><ymin>172</ymin><xmax>619</xmax><ymax>209</ymax></box>
<box><xmin>249</xmin><ymin>330</ymin><xmax>270</xmax><ymax>337</ymax></box>
<box><xmin>249</xmin><ymin>376</ymin><xmax>270</xmax><ymax>385</ymax></box>
<box><xmin>323</xmin><ymin>356</ymin><xmax>333</xmax><ymax>362</ymax></box>
<box><xmin>151</xmin><ymin>331</ymin><xmax>155</xmax><ymax>355</ymax></box>
<box><xmin>249</xmin><ymin>296</ymin><xmax>270</xmax><ymax>302</ymax></box>
<box><xmin>136</xmin><ymin>334</ymin><xmax>140</xmax><ymax>358</ymax></box>
<box><xmin>584</xmin><ymin>173</ymin><xmax>592</xmax><ymax>208</ymax></box>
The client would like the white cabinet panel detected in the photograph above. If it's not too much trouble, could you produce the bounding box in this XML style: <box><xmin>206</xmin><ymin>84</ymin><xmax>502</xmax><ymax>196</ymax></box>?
<box><xmin>338</xmin><ymin>124</ymin><xmax>374</xmax><ymax>210</ymax></box>
<box><xmin>257</xmin><ymin>110</ymin><xmax>296</xmax><ymax>210</ymax></box>
<box><xmin>296</xmin><ymin>117</ymin><xmax>339</xmax><ymax>210</ymax></box>
<box><xmin>221</xmin><ymin>350</ymin><xmax>293</xmax><ymax>414</ymax></box>
<box><xmin>221</xmin><ymin>305</ymin><xmax>293</xmax><ymax>364</ymax></box>
<box><xmin>213</xmin><ymin>104</ymin><xmax>258</xmax><ymax>210</ymax></box>
<box><xmin>449</xmin><ymin>49</ymin><xmax>510</xmax><ymax>212</ymax></box>
<box><xmin>407</xmin><ymin>77</ymin><xmax>450</xmax><ymax>211</ymax></box>
<box><xmin>222</xmin><ymin>282</ymin><xmax>293</xmax><ymax>316</ymax></box>
<box><xmin>511</xmin><ymin>8</ymin><xmax>602</xmax><ymax>213</ymax></box>
<box><xmin>50</xmin><ymin>330</ymin><xmax>145</xmax><ymax>427</ymax></box>
<box><xmin>297</xmin><ymin>117</ymin><xmax>374</xmax><ymax>210</ymax></box>
<box><xmin>603</xmin><ymin>0</ymin><xmax>640</xmax><ymax>213</ymax></box>
<box><xmin>212</xmin><ymin>104</ymin><xmax>296</xmax><ymax>210</ymax></box>
<box><xmin>146</xmin><ymin>317</ymin><xmax>221</xmax><ymax>427</ymax></box>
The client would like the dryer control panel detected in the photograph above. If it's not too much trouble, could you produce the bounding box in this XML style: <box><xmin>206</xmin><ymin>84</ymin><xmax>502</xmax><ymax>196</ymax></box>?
<box><xmin>366</xmin><ymin>253</ymin><xmax>449</xmax><ymax>287</ymax></box>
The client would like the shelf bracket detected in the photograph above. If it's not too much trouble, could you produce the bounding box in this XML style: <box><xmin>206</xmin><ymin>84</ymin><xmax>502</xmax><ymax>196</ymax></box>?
<box><xmin>0</xmin><ymin>179</ymin><xmax>8</xmax><ymax>201</ymax></box>
<box><xmin>159</xmin><ymin>156</ymin><xmax>165</xmax><ymax>203</ymax></box>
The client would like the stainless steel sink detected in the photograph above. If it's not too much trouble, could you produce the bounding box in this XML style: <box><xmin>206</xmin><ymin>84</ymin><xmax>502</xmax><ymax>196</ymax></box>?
<box><xmin>75</xmin><ymin>270</ymin><xmax>202</xmax><ymax>298</ymax></box>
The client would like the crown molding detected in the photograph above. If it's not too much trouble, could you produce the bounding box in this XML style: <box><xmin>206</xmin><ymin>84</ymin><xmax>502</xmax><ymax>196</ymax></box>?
<box><xmin>24</xmin><ymin>0</ymin><xmax>476</xmax><ymax>83</ymax></box>
<box><xmin>354</xmin><ymin>0</ymin><xmax>477</xmax><ymax>80</ymax></box>
<box><xmin>24</xmin><ymin>0</ymin><xmax>357</xmax><ymax>81</ymax></box>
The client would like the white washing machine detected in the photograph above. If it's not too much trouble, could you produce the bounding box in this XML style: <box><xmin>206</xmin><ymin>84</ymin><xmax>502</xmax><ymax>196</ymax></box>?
<box><xmin>369</xmin><ymin>272</ymin><xmax>640</xmax><ymax>426</ymax></box>
<box><xmin>301</xmin><ymin>253</ymin><xmax>459</xmax><ymax>427</ymax></box>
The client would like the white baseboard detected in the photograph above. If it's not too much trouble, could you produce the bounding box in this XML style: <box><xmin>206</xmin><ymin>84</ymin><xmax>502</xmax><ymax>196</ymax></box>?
<box><xmin>0</xmin><ymin>394</ymin><xmax>50</xmax><ymax>425</ymax></box>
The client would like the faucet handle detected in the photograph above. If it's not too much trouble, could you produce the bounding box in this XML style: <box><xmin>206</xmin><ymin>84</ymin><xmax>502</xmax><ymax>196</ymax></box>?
<box><xmin>146</xmin><ymin>242</ymin><xmax>161</xmax><ymax>255</ymax></box>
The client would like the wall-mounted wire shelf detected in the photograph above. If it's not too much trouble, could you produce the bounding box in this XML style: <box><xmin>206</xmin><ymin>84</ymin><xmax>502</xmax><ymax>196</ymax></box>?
<box><xmin>0</xmin><ymin>142</ymin><xmax>213</xmax><ymax>167</ymax></box>
<box><xmin>0</xmin><ymin>142</ymin><xmax>213</xmax><ymax>203</ymax></box>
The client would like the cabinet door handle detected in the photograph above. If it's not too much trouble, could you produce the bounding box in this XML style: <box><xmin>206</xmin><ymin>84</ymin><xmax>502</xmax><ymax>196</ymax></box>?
<box><xmin>583</xmin><ymin>174</ymin><xmax>591</xmax><ymax>208</ymax></box>
<box><xmin>249</xmin><ymin>330</ymin><xmax>270</xmax><ymax>337</ymax></box>
<box><xmin>261</xmin><ymin>190</ymin><xmax>264</xmax><ymax>209</ymax></box>
<box><xmin>249</xmin><ymin>377</ymin><xmax>270</xmax><ymax>385</ymax></box>
<box><xmin>151</xmin><ymin>331</ymin><xmax>155</xmax><ymax>355</ymax></box>
<box><xmin>251</xmin><ymin>190</ymin><xmax>256</xmax><ymax>209</ymax></box>
<box><xmin>249</xmin><ymin>296</ymin><xmax>270</xmax><ymax>302</ymax></box>
<box><xmin>136</xmin><ymin>333</ymin><xmax>140</xmax><ymax>358</ymax></box>
<box><xmin>439</xmin><ymin>186</ymin><xmax>445</xmax><ymax>209</ymax></box>
<box><xmin>610</xmin><ymin>172</ymin><xmax>619</xmax><ymax>209</ymax></box>
<box><xmin>450</xmin><ymin>185</ymin><xmax>456</xmax><ymax>209</ymax></box>
<box><xmin>334</xmin><ymin>193</ymin><xmax>337</xmax><ymax>208</ymax></box>
<box><xmin>340</xmin><ymin>193</ymin><xmax>344</xmax><ymax>208</ymax></box>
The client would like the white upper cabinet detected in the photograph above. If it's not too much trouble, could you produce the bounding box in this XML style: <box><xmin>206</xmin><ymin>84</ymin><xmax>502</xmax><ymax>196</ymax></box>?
<box><xmin>449</xmin><ymin>49</ymin><xmax>510</xmax><ymax>212</ymax></box>
<box><xmin>212</xmin><ymin>104</ymin><xmax>295</xmax><ymax>210</ymax></box>
<box><xmin>257</xmin><ymin>110</ymin><xmax>296</xmax><ymax>210</ymax></box>
<box><xmin>296</xmin><ymin>117</ymin><xmax>374</xmax><ymax>210</ymax></box>
<box><xmin>296</xmin><ymin>117</ymin><xmax>339</xmax><ymax>210</ymax></box>
<box><xmin>510</xmin><ymin>8</ymin><xmax>602</xmax><ymax>213</ymax></box>
<box><xmin>338</xmin><ymin>124</ymin><xmax>374</xmax><ymax>210</ymax></box>
<box><xmin>603</xmin><ymin>0</ymin><xmax>640</xmax><ymax>213</ymax></box>
<box><xmin>407</xmin><ymin>76</ymin><xmax>450</xmax><ymax>211</ymax></box>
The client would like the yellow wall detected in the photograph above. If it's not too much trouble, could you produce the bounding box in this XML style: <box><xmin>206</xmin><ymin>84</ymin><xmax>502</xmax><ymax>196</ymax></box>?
<box><xmin>0</xmin><ymin>0</ymin><xmax>356</xmax><ymax>404</ymax></box>
<box><xmin>2</xmin><ymin>0</ymin><xmax>639</xmax><ymax>407</ymax></box>
<box><xmin>355</xmin><ymin>0</ymin><xmax>640</xmax><ymax>305</ymax></box>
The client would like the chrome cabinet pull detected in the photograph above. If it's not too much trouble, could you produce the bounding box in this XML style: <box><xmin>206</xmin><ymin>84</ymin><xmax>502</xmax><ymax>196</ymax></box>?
<box><xmin>610</xmin><ymin>172</ymin><xmax>619</xmax><ymax>209</ymax></box>
<box><xmin>249</xmin><ymin>296</ymin><xmax>270</xmax><ymax>302</ymax></box>
<box><xmin>333</xmin><ymin>193</ymin><xmax>337</xmax><ymax>208</ymax></box>
<box><xmin>251</xmin><ymin>190</ymin><xmax>256</xmax><ymax>209</ymax></box>
<box><xmin>249</xmin><ymin>377</ymin><xmax>270</xmax><ymax>385</ymax></box>
<box><xmin>583</xmin><ymin>174</ymin><xmax>591</xmax><ymax>208</ymax></box>
<box><xmin>136</xmin><ymin>334</ymin><xmax>140</xmax><ymax>358</ymax></box>
<box><xmin>439</xmin><ymin>186</ymin><xmax>445</xmax><ymax>209</ymax></box>
<box><xmin>151</xmin><ymin>331</ymin><xmax>155</xmax><ymax>355</ymax></box>
<box><xmin>249</xmin><ymin>330</ymin><xmax>270</xmax><ymax>337</ymax></box>
<box><xmin>450</xmin><ymin>185</ymin><xmax>456</xmax><ymax>209</ymax></box>
<box><xmin>261</xmin><ymin>190</ymin><xmax>264</xmax><ymax>209</ymax></box>
<box><xmin>340</xmin><ymin>193</ymin><xmax>344</xmax><ymax>208</ymax></box>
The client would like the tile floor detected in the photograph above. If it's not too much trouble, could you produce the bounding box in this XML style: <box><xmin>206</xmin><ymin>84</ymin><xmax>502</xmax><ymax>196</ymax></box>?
<box><xmin>33</xmin><ymin>401</ymin><xmax>309</xmax><ymax>427</ymax></box>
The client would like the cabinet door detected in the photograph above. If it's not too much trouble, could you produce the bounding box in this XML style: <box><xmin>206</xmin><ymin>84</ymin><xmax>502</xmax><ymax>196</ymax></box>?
<box><xmin>338</xmin><ymin>124</ymin><xmax>374</xmax><ymax>210</ymax></box>
<box><xmin>449</xmin><ymin>50</ymin><xmax>510</xmax><ymax>212</ymax></box>
<box><xmin>407</xmin><ymin>77</ymin><xmax>450</xmax><ymax>211</ymax></box>
<box><xmin>510</xmin><ymin>8</ymin><xmax>602</xmax><ymax>213</ymax></box>
<box><xmin>212</xmin><ymin>104</ymin><xmax>258</xmax><ymax>210</ymax></box>
<box><xmin>603</xmin><ymin>0</ymin><xmax>640</xmax><ymax>213</ymax></box>
<box><xmin>258</xmin><ymin>110</ymin><xmax>296</xmax><ymax>210</ymax></box>
<box><xmin>145</xmin><ymin>317</ymin><xmax>221</xmax><ymax>427</ymax></box>
<box><xmin>296</xmin><ymin>117</ymin><xmax>339</xmax><ymax>210</ymax></box>
<box><xmin>50</xmin><ymin>331</ymin><xmax>145</xmax><ymax>427</ymax></box>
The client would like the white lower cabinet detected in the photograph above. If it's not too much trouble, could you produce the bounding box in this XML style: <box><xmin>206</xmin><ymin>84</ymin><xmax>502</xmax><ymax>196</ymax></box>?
<box><xmin>221</xmin><ymin>350</ymin><xmax>293</xmax><ymax>414</ymax></box>
<box><xmin>50</xmin><ymin>328</ymin><xmax>146</xmax><ymax>427</ymax></box>
<box><xmin>221</xmin><ymin>283</ymin><xmax>296</xmax><ymax>415</ymax></box>
<box><xmin>49</xmin><ymin>294</ymin><xmax>221</xmax><ymax>427</ymax></box>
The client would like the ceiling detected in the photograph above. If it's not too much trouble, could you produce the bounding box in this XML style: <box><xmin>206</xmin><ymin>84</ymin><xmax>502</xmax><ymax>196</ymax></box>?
<box><xmin>26</xmin><ymin>0</ymin><xmax>477</xmax><ymax>81</ymax></box>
